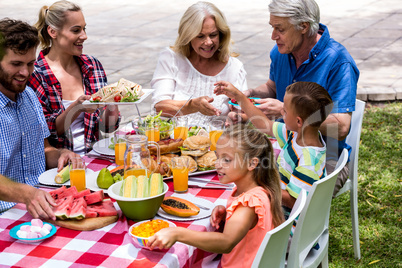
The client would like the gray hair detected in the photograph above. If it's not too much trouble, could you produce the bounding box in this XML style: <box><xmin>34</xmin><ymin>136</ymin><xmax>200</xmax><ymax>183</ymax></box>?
<box><xmin>269</xmin><ymin>0</ymin><xmax>320</xmax><ymax>37</ymax></box>
<box><xmin>34</xmin><ymin>0</ymin><xmax>81</xmax><ymax>49</ymax></box>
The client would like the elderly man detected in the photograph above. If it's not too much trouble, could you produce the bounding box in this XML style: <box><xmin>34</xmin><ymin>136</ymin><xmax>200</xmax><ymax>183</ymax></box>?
<box><xmin>238</xmin><ymin>0</ymin><xmax>359</xmax><ymax>196</ymax></box>
<box><xmin>0</xmin><ymin>18</ymin><xmax>80</xmax><ymax>219</ymax></box>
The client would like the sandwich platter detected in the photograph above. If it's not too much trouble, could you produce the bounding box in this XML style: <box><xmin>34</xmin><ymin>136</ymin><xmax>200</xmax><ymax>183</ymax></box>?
<box><xmin>82</xmin><ymin>88</ymin><xmax>154</xmax><ymax>106</ymax></box>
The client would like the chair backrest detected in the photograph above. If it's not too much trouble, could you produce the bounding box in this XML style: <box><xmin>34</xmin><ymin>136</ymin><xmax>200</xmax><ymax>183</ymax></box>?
<box><xmin>345</xmin><ymin>99</ymin><xmax>366</xmax><ymax>184</ymax></box>
<box><xmin>252</xmin><ymin>190</ymin><xmax>307</xmax><ymax>268</ymax></box>
<box><xmin>287</xmin><ymin>149</ymin><xmax>348</xmax><ymax>267</ymax></box>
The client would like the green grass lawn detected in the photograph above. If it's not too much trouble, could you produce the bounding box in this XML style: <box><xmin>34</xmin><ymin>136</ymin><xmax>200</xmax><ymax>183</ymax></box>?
<box><xmin>328</xmin><ymin>101</ymin><xmax>402</xmax><ymax>267</ymax></box>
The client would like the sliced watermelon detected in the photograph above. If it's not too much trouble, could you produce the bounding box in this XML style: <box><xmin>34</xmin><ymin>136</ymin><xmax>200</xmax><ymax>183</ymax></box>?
<box><xmin>85</xmin><ymin>208</ymin><xmax>98</xmax><ymax>218</ymax></box>
<box><xmin>50</xmin><ymin>186</ymin><xmax>78</xmax><ymax>201</ymax></box>
<box><xmin>87</xmin><ymin>199</ymin><xmax>118</xmax><ymax>217</ymax></box>
<box><xmin>54</xmin><ymin>195</ymin><xmax>74</xmax><ymax>220</ymax></box>
<box><xmin>73</xmin><ymin>189</ymin><xmax>91</xmax><ymax>199</ymax></box>
<box><xmin>69</xmin><ymin>197</ymin><xmax>87</xmax><ymax>220</ymax></box>
<box><xmin>50</xmin><ymin>186</ymin><xmax>117</xmax><ymax>220</ymax></box>
<box><xmin>83</xmin><ymin>190</ymin><xmax>104</xmax><ymax>205</ymax></box>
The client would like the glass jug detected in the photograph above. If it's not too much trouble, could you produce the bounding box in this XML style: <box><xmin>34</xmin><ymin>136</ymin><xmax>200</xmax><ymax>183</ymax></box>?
<box><xmin>124</xmin><ymin>135</ymin><xmax>160</xmax><ymax>178</ymax></box>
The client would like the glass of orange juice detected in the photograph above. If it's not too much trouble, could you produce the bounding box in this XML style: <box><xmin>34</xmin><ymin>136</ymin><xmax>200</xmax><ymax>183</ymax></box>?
<box><xmin>173</xmin><ymin>116</ymin><xmax>188</xmax><ymax>140</ymax></box>
<box><xmin>69</xmin><ymin>157</ymin><xmax>86</xmax><ymax>192</ymax></box>
<box><xmin>144</xmin><ymin>123</ymin><xmax>160</xmax><ymax>142</ymax></box>
<box><xmin>114</xmin><ymin>131</ymin><xmax>127</xmax><ymax>166</ymax></box>
<box><xmin>209</xmin><ymin>118</ymin><xmax>225</xmax><ymax>151</ymax></box>
<box><xmin>171</xmin><ymin>157</ymin><xmax>190</xmax><ymax>193</ymax></box>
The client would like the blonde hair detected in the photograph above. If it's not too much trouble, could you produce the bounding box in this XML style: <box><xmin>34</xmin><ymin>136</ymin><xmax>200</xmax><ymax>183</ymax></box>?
<box><xmin>34</xmin><ymin>0</ymin><xmax>81</xmax><ymax>49</ymax></box>
<box><xmin>221</xmin><ymin>124</ymin><xmax>284</xmax><ymax>227</ymax></box>
<box><xmin>172</xmin><ymin>1</ymin><xmax>235</xmax><ymax>62</ymax></box>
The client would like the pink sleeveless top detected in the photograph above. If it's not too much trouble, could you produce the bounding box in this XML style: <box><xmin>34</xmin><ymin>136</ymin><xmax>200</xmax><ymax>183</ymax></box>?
<box><xmin>221</xmin><ymin>186</ymin><xmax>274</xmax><ymax>268</ymax></box>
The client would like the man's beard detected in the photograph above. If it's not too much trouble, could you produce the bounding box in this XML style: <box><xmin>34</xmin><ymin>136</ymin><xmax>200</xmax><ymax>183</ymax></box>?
<box><xmin>0</xmin><ymin>64</ymin><xmax>27</xmax><ymax>95</ymax></box>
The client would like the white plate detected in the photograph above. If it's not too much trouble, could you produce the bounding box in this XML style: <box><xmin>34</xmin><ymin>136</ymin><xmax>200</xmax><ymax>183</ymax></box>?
<box><xmin>85</xmin><ymin>166</ymin><xmax>116</xmax><ymax>193</ymax></box>
<box><xmin>92</xmin><ymin>137</ymin><xmax>115</xmax><ymax>156</ymax></box>
<box><xmin>83</xmin><ymin>88</ymin><xmax>154</xmax><ymax>105</ymax></box>
<box><xmin>38</xmin><ymin>167</ymin><xmax>95</xmax><ymax>187</ymax></box>
<box><xmin>157</xmin><ymin>194</ymin><xmax>214</xmax><ymax>221</ymax></box>
<box><xmin>9</xmin><ymin>222</ymin><xmax>57</xmax><ymax>243</ymax></box>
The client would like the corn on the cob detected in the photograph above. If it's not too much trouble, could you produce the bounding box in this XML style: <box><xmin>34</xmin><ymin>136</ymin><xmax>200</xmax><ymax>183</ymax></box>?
<box><xmin>149</xmin><ymin>173</ymin><xmax>164</xmax><ymax>196</ymax></box>
<box><xmin>120</xmin><ymin>175</ymin><xmax>137</xmax><ymax>198</ymax></box>
<box><xmin>136</xmin><ymin>175</ymin><xmax>150</xmax><ymax>198</ymax></box>
<box><xmin>54</xmin><ymin>166</ymin><xmax>70</xmax><ymax>184</ymax></box>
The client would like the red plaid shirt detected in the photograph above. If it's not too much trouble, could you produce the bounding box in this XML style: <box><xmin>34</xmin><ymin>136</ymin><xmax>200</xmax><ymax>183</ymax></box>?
<box><xmin>27</xmin><ymin>49</ymin><xmax>108</xmax><ymax>152</ymax></box>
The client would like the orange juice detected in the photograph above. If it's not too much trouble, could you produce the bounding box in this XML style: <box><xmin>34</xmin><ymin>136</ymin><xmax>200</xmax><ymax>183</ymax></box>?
<box><xmin>70</xmin><ymin>169</ymin><xmax>86</xmax><ymax>192</ymax></box>
<box><xmin>174</xmin><ymin>126</ymin><xmax>188</xmax><ymax>140</ymax></box>
<box><xmin>124</xmin><ymin>168</ymin><xmax>147</xmax><ymax>178</ymax></box>
<box><xmin>172</xmin><ymin>167</ymin><xmax>189</xmax><ymax>192</ymax></box>
<box><xmin>145</xmin><ymin>129</ymin><xmax>160</xmax><ymax>142</ymax></box>
<box><xmin>114</xmin><ymin>142</ymin><xmax>126</xmax><ymax>166</ymax></box>
<box><xmin>209</xmin><ymin>130</ymin><xmax>223</xmax><ymax>151</ymax></box>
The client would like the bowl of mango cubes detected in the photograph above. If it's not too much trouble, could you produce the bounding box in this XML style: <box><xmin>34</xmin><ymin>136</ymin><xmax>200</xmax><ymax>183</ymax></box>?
<box><xmin>129</xmin><ymin>219</ymin><xmax>176</xmax><ymax>248</ymax></box>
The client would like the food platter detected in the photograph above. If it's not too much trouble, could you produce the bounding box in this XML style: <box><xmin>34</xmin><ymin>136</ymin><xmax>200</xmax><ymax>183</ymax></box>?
<box><xmin>157</xmin><ymin>194</ymin><xmax>214</xmax><ymax>221</ymax></box>
<box><xmin>9</xmin><ymin>222</ymin><xmax>57</xmax><ymax>243</ymax></box>
<box><xmin>38</xmin><ymin>167</ymin><xmax>103</xmax><ymax>191</ymax></box>
<box><xmin>82</xmin><ymin>88</ymin><xmax>154</xmax><ymax>106</ymax></box>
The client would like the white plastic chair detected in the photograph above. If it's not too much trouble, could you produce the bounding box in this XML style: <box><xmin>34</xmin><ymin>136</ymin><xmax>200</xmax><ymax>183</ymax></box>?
<box><xmin>286</xmin><ymin>149</ymin><xmax>349</xmax><ymax>268</ymax></box>
<box><xmin>334</xmin><ymin>99</ymin><xmax>366</xmax><ymax>260</ymax></box>
<box><xmin>252</xmin><ymin>189</ymin><xmax>307</xmax><ymax>268</ymax></box>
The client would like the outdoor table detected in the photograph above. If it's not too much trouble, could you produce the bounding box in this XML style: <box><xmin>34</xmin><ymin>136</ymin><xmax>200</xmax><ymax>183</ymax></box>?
<box><xmin>0</xmin><ymin>156</ymin><xmax>232</xmax><ymax>268</ymax></box>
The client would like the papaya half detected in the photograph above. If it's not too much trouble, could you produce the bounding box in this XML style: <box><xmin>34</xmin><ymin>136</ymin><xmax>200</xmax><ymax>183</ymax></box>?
<box><xmin>160</xmin><ymin>196</ymin><xmax>200</xmax><ymax>217</ymax></box>
<box><xmin>110</xmin><ymin>165</ymin><xmax>124</xmax><ymax>177</ymax></box>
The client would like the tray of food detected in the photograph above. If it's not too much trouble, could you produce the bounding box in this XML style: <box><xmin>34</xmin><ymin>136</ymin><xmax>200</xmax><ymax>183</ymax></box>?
<box><xmin>82</xmin><ymin>78</ymin><xmax>154</xmax><ymax>105</ymax></box>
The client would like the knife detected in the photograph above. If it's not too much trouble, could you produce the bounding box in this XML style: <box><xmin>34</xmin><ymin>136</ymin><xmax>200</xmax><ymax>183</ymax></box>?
<box><xmin>85</xmin><ymin>154</ymin><xmax>115</xmax><ymax>162</ymax></box>
<box><xmin>189</xmin><ymin>177</ymin><xmax>231</xmax><ymax>187</ymax></box>
<box><xmin>168</xmin><ymin>93</ymin><xmax>194</xmax><ymax>122</ymax></box>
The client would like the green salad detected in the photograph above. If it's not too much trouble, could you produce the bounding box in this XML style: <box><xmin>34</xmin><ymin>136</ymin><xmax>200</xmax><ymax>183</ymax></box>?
<box><xmin>137</xmin><ymin>111</ymin><xmax>173</xmax><ymax>140</ymax></box>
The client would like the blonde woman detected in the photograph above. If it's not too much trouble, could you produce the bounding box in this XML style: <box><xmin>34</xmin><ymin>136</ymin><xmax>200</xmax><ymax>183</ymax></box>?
<box><xmin>28</xmin><ymin>0</ymin><xmax>119</xmax><ymax>155</ymax></box>
<box><xmin>151</xmin><ymin>1</ymin><xmax>247</xmax><ymax>126</ymax></box>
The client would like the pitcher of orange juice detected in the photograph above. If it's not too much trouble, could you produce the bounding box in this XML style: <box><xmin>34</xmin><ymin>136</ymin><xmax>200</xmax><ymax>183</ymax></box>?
<box><xmin>124</xmin><ymin>135</ymin><xmax>160</xmax><ymax>178</ymax></box>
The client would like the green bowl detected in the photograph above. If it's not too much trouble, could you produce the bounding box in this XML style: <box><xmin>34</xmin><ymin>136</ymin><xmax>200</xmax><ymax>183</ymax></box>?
<box><xmin>107</xmin><ymin>181</ymin><xmax>168</xmax><ymax>220</ymax></box>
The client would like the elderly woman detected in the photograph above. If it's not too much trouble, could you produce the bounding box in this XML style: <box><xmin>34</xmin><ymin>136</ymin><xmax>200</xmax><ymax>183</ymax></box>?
<box><xmin>28</xmin><ymin>0</ymin><xmax>119</xmax><ymax>155</ymax></box>
<box><xmin>239</xmin><ymin>0</ymin><xmax>359</xmax><ymax>196</ymax></box>
<box><xmin>151</xmin><ymin>1</ymin><xmax>247</xmax><ymax>126</ymax></box>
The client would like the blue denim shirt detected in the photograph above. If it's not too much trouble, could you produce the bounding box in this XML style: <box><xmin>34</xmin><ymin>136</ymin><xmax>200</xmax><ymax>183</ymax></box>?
<box><xmin>0</xmin><ymin>87</ymin><xmax>50</xmax><ymax>213</ymax></box>
<box><xmin>269</xmin><ymin>23</ymin><xmax>360</xmax><ymax>160</ymax></box>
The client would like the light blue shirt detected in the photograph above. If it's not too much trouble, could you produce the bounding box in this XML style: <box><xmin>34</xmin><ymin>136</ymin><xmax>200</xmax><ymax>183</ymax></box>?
<box><xmin>269</xmin><ymin>23</ymin><xmax>360</xmax><ymax>160</ymax></box>
<box><xmin>0</xmin><ymin>87</ymin><xmax>50</xmax><ymax>213</ymax></box>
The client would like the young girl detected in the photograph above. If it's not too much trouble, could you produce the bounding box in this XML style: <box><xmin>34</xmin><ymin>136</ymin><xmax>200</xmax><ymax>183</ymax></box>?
<box><xmin>147</xmin><ymin>125</ymin><xmax>284</xmax><ymax>267</ymax></box>
<box><xmin>214</xmin><ymin>81</ymin><xmax>333</xmax><ymax>210</ymax></box>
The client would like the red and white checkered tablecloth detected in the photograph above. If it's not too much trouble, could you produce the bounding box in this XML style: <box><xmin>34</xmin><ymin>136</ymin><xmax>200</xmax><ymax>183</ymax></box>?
<box><xmin>0</xmin><ymin>157</ymin><xmax>232</xmax><ymax>268</ymax></box>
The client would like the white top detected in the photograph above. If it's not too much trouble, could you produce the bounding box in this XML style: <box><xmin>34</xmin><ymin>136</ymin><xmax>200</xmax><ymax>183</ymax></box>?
<box><xmin>151</xmin><ymin>47</ymin><xmax>248</xmax><ymax>126</ymax></box>
<box><xmin>62</xmin><ymin>100</ymin><xmax>85</xmax><ymax>155</ymax></box>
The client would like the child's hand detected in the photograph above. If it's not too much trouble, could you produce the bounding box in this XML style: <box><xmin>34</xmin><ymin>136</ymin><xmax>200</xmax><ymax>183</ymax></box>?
<box><xmin>147</xmin><ymin>227</ymin><xmax>177</xmax><ymax>250</ymax></box>
<box><xmin>214</xmin><ymin>81</ymin><xmax>242</xmax><ymax>100</ymax></box>
<box><xmin>210</xmin><ymin>205</ymin><xmax>226</xmax><ymax>229</ymax></box>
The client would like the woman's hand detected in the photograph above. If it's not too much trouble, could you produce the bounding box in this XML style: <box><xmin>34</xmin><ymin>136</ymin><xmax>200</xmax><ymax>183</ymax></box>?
<box><xmin>72</xmin><ymin>95</ymin><xmax>99</xmax><ymax>113</ymax></box>
<box><xmin>147</xmin><ymin>227</ymin><xmax>178</xmax><ymax>250</ymax></box>
<box><xmin>190</xmin><ymin>96</ymin><xmax>221</xmax><ymax>116</ymax></box>
<box><xmin>210</xmin><ymin>205</ymin><xmax>226</xmax><ymax>229</ymax></box>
